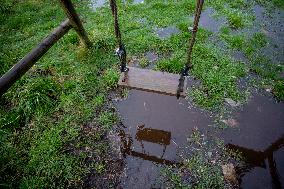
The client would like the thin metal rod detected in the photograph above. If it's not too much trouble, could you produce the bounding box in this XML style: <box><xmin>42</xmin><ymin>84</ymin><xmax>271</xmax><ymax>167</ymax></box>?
<box><xmin>60</xmin><ymin>0</ymin><xmax>92</xmax><ymax>47</ymax></box>
<box><xmin>0</xmin><ymin>19</ymin><xmax>72</xmax><ymax>96</ymax></box>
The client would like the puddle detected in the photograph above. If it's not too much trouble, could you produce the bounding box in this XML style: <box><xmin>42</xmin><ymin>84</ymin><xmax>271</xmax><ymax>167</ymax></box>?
<box><xmin>90</xmin><ymin>0</ymin><xmax>106</xmax><ymax>10</ymax></box>
<box><xmin>132</xmin><ymin>0</ymin><xmax>144</xmax><ymax>4</ymax></box>
<box><xmin>255</xmin><ymin>5</ymin><xmax>284</xmax><ymax>63</ymax></box>
<box><xmin>144</xmin><ymin>51</ymin><xmax>159</xmax><ymax>63</ymax></box>
<box><xmin>92</xmin><ymin>1</ymin><xmax>284</xmax><ymax>187</ymax></box>
<box><xmin>199</xmin><ymin>8</ymin><xmax>226</xmax><ymax>33</ymax></box>
<box><xmin>115</xmin><ymin>89</ymin><xmax>212</xmax><ymax>188</ymax></box>
<box><xmin>221</xmin><ymin>94</ymin><xmax>284</xmax><ymax>188</ymax></box>
<box><xmin>241</xmin><ymin>5</ymin><xmax>284</xmax><ymax>63</ymax></box>
<box><xmin>115</xmin><ymin>88</ymin><xmax>284</xmax><ymax>188</ymax></box>
<box><xmin>155</xmin><ymin>26</ymin><xmax>180</xmax><ymax>40</ymax></box>
<box><xmin>128</xmin><ymin>51</ymin><xmax>160</xmax><ymax>69</ymax></box>
<box><xmin>232</xmin><ymin>50</ymin><xmax>248</xmax><ymax>63</ymax></box>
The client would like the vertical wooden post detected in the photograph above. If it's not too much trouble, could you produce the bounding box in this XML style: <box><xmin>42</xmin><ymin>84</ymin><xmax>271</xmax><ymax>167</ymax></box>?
<box><xmin>60</xmin><ymin>0</ymin><xmax>92</xmax><ymax>47</ymax></box>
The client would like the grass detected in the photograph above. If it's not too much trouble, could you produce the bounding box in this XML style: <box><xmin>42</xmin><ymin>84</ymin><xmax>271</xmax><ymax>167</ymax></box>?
<box><xmin>138</xmin><ymin>57</ymin><xmax>150</xmax><ymax>68</ymax></box>
<box><xmin>160</xmin><ymin>129</ymin><xmax>241</xmax><ymax>188</ymax></box>
<box><xmin>0</xmin><ymin>0</ymin><xmax>120</xmax><ymax>188</ymax></box>
<box><xmin>1</xmin><ymin>0</ymin><xmax>283</xmax><ymax>188</ymax></box>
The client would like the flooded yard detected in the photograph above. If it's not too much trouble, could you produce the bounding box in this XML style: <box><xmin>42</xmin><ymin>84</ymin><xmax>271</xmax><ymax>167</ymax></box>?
<box><xmin>108</xmin><ymin>1</ymin><xmax>284</xmax><ymax>188</ymax></box>
<box><xmin>2</xmin><ymin>0</ymin><xmax>283</xmax><ymax>188</ymax></box>
<box><xmin>80</xmin><ymin>0</ymin><xmax>284</xmax><ymax>188</ymax></box>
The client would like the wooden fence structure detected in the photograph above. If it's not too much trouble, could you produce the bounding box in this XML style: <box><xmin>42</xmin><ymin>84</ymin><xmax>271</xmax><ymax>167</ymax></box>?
<box><xmin>0</xmin><ymin>0</ymin><xmax>91</xmax><ymax>96</ymax></box>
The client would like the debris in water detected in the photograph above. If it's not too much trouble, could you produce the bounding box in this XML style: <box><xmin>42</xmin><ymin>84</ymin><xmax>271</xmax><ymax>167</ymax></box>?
<box><xmin>221</xmin><ymin>118</ymin><xmax>239</xmax><ymax>128</ymax></box>
<box><xmin>222</xmin><ymin>163</ymin><xmax>238</xmax><ymax>185</ymax></box>
<box><xmin>225</xmin><ymin>98</ymin><xmax>240</xmax><ymax>107</ymax></box>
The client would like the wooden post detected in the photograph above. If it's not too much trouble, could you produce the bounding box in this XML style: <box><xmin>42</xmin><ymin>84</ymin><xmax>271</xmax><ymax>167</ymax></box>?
<box><xmin>0</xmin><ymin>19</ymin><xmax>72</xmax><ymax>96</ymax></box>
<box><xmin>60</xmin><ymin>0</ymin><xmax>92</xmax><ymax>47</ymax></box>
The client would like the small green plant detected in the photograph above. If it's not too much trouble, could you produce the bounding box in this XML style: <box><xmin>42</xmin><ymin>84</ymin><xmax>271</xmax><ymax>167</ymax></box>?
<box><xmin>95</xmin><ymin>163</ymin><xmax>106</xmax><ymax>174</ymax></box>
<box><xmin>101</xmin><ymin>68</ymin><xmax>120</xmax><ymax>90</ymax></box>
<box><xmin>97</xmin><ymin>111</ymin><xmax>118</xmax><ymax>129</ymax></box>
<box><xmin>139</xmin><ymin>57</ymin><xmax>149</xmax><ymax>68</ymax></box>
<box><xmin>156</xmin><ymin>58</ymin><xmax>184</xmax><ymax>74</ymax></box>
<box><xmin>273</xmin><ymin>81</ymin><xmax>284</xmax><ymax>101</ymax></box>
<box><xmin>228</xmin><ymin>11</ymin><xmax>245</xmax><ymax>29</ymax></box>
<box><xmin>250</xmin><ymin>32</ymin><xmax>267</xmax><ymax>49</ymax></box>
<box><xmin>93</xmin><ymin>94</ymin><xmax>105</xmax><ymax>108</ymax></box>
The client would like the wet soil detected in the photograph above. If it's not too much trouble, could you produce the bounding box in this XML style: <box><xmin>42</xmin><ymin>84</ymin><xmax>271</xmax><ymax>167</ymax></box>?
<box><xmin>128</xmin><ymin>51</ymin><xmax>160</xmax><ymax>69</ymax></box>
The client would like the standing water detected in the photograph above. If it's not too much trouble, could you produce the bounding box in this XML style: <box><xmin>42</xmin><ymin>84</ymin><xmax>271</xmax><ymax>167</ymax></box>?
<box><xmin>88</xmin><ymin>1</ymin><xmax>284</xmax><ymax>187</ymax></box>
<box><xmin>115</xmin><ymin>90</ymin><xmax>212</xmax><ymax>188</ymax></box>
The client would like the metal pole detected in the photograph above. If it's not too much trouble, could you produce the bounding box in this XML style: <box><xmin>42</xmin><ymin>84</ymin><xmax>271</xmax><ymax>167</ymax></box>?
<box><xmin>0</xmin><ymin>19</ymin><xmax>72</xmax><ymax>96</ymax></box>
<box><xmin>60</xmin><ymin>0</ymin><xmax>92</xmax><ymax>47</ymax></box>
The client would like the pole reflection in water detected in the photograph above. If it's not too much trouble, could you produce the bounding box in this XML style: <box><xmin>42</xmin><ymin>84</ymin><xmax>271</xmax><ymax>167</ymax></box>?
<box><xmin>227</xmin><ymin>135</ymin><xmax>284</xmax><ymax>189</ymax></box>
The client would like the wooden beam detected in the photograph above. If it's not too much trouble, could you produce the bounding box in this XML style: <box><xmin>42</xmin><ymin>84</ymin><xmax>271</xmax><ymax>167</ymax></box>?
<box><xmin>60</xmin><ymin>0</ymin><xmax>92</xmax><ymax>47</ymax></box>
<box><xmin>118</xmin><ymin>67</ymin><xmax>187</xmax><ymax>97</ymax></box>
<box><xmin>0</xmin><ymin>19</ymin><xmax>72</xmax><ymax>96</ymax></box>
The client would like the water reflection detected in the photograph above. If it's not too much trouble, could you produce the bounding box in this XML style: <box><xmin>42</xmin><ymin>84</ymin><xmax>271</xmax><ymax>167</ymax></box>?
<box><xmin>119</xmin><ymin>124</ymin><xmax>179</xmax><ymax>166</ymax></box>
<box><xmin>227</xmin><ymin>135</ymin><xmax>284</xmax><ymax>189</ymax></box>
<box><xmin>115</xmin><ymin>89</ymin><xmax>212</xmax><ymax>187</ymax></box>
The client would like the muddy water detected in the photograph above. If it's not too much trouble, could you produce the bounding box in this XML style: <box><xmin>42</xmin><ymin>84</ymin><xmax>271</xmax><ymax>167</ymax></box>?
<box><xmin>115</xmin><ymin>89</ymin><xmax>212</xmax><ymax>188</ymax></box>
